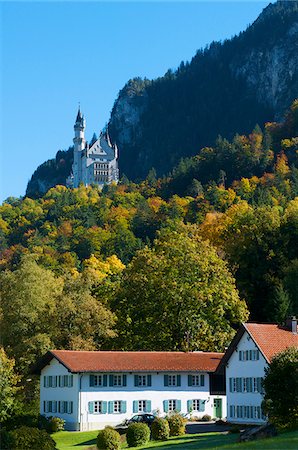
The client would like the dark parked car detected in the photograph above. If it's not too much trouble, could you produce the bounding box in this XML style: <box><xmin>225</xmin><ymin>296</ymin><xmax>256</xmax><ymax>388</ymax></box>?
<box><xmin>125</xmin><ymin>414</ymin><xmax>156</xmax><ymax>426</ymax></box>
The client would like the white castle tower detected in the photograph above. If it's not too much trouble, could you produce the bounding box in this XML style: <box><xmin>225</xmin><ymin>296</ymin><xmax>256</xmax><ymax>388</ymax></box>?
<box><xmin>67</xmin><ymin>108</ymin><xmax>119</xmax><ymax>189</ymax></box>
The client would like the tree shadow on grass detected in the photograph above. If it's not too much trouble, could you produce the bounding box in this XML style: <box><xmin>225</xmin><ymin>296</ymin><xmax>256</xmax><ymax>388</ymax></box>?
<box><xmin>142</xmin><ymin>433</ymin><xmax>237</xmax><ymax>450</ymax></box>
<box><xmin>74</xmin><ymin>438</ymin><xmax>97</xmax><ymax>447</ymax></box>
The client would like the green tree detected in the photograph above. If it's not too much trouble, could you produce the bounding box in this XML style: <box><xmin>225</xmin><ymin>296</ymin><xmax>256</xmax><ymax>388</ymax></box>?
<box><xmin>113</xmin><ymin>224</ymin><xmax>248</xmax><ymax>351</ymax></box>
<box><xmin>0</xmin><ymin>256</ymin><xmax>63</xmax><ymax>372</ymax></box>
<box><xmin>262</xmin><ymin>347</ymin><xmax>298</xmax><ymax>430</ymax></box>
<box><xmin>266</xmin><ymin>284</ymin><xmax>290</xmax><ymax>324</ymax></box>
<box><xmin>0</xmin><ymin>348</ymin><xmax>20</xmax><ymax>422</ymax></box>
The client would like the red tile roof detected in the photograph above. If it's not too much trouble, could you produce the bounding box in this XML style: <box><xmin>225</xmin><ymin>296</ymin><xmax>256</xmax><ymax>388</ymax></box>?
<box><xmin>41</xmin><ymin>350</ymin><xmax>223</xmax><ymax>373</ymax></box>
<box><xmin>244</xmin><ymin>323</ymin><xmax>298</xmax><ymax>362</ymax></box>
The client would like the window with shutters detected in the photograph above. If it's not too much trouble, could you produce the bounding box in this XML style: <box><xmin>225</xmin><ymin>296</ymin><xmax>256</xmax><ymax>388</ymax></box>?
<box><xmin>191</xmin><ymin>375</ymin><xmax>204</xmax><ymax>386</ymax></box>
<box><xmin>138</xmin><ymin>400</ymin><xmax>146</xmax><ymax>412</ymax></box>
<box><xmin>168</xmin><ymin>399</ymin><xmax>177</xmax><ymax>412</ymax></box>
<box><xmin>113</xmin><ymin>400</ymin><xmax>121</xmax><ymax>413</ymax></box>
<box><xmin>168</xmin><ymin>375</ymin><xmax>177</xmax><ymax>386</ymax></box>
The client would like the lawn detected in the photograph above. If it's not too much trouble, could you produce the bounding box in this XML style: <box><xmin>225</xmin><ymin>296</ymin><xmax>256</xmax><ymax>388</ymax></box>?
<box><xmin>53</xmin><ymin>429</ymin><xmax>298</xmax><ymax>450</ymax></box>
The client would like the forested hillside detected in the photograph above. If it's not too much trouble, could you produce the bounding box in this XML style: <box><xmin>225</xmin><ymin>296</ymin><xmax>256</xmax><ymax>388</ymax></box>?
<box><xmin>1</xmin><ymin>100</ymin><xmax>298</xmax><ymax>419</ymax></box>
<box><xmin>26</xmin><ymin>1</ymin><xmax>298</xmax><ymax>197</ymax></box>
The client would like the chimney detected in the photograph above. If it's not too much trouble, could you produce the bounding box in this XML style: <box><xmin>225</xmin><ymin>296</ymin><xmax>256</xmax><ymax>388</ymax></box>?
<box><xmin>285</xmin><ymin>316</ymin><xmax>297</xmax><ymax>334</ymax></box>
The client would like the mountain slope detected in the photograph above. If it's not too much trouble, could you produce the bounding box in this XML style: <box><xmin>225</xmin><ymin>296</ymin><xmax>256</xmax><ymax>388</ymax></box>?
<box><xmin>26</xmin><ymin>0</ymin><xmax>298</xmax><ymax>197</ymax></box>
<box><xmin>109</xmin><ymin>0</ymin><xmax>298</xmax><ymax>180</ymax></box>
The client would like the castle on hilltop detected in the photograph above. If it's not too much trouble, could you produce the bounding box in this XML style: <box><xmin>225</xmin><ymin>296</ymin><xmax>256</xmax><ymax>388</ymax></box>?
<box><xmin>67</xmin><ymin>109</ymin><xmax>119</xmax><ymax>188</ymax></box>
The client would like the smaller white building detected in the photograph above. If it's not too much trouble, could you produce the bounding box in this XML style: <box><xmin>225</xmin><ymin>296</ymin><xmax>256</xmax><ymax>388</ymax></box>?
<box><xmin>35</xmin><ymin>350</ymin><xmax>226</xmax><ymax>431</ymax></box>
<box><xmin>218</xmin><ymin>318</ymin><xmax>298</xmax><ymax>425</ymax></box>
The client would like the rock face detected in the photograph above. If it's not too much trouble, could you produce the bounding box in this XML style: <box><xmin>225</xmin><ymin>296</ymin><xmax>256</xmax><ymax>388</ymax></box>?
<box><xmin>109</xmin><ymin>0</ymin><xmax>298</xmax><ymax>180</ymax></box>
<box><xmin>26</xmin><ymin>1</ymin><xmax>298</xmax><ymax>196</ymax></box>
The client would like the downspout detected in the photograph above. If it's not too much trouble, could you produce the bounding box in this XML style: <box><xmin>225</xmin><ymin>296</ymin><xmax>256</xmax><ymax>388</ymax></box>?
<box><xmin>78</xmin><ymin>374</ymin><xmax>83</xmax><ymax>431</ymax></box>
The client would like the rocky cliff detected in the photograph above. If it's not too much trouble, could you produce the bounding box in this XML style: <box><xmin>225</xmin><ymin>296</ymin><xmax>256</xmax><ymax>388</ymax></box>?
<box><xmin>109</xmin><ymin>0</ymin><xmax>298</xmax><ymax>180</ymax></box>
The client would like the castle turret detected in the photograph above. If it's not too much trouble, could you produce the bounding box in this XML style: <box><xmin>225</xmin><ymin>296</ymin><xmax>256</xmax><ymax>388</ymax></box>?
<box><xmin>73</xmin><ymin>107</ymin><xmax>86</xmax><ymax>187</ymax></box>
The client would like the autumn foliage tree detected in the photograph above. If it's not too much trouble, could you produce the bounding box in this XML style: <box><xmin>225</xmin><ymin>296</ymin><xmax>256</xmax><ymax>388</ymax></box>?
<box><xmin>113</xmin><ymin>223</ymin><xmax>249</xmax><ymax>351</ymax></box>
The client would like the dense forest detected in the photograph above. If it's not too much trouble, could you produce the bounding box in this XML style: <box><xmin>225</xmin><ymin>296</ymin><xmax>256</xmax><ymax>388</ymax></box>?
<box><xmin>26</xmin><ymin>1</ymin><xmax>298</xmax><ymax>197</ymax></box>
<box><xmin>1</xmin><ymin>101</ymin><xmax>298</xmax><ymax>415</ymax></box>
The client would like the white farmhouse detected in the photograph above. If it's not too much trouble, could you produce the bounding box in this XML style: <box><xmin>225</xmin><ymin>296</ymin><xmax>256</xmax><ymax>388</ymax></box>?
<box><xmin>67</xmin><ymin>109</ymin><xmax>119</xmax><ymax>189</ymax></box>
<box><xmin>35</xmin><ymin>350</ymin><xmax>226</xmax><ymax>431</ymax></box>
<box><xmin>217</xmin><ymin>318</ymin><xmax>298</xmax><ymax>425</ymax></box>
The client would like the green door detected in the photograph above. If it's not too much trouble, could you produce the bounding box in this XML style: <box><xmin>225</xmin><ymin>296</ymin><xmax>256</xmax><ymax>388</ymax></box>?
<box><xmin>213</xmin><ymin>399</ymin><xmax>222</xmax><ymax>419</ymax></box>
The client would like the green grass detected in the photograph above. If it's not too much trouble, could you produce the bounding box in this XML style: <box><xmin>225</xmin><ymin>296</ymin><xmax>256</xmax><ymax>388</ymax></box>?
<box><xmin>53</xmin><ymin>429</ymin><xmax>298</xmax><ymax>450</ymax></box>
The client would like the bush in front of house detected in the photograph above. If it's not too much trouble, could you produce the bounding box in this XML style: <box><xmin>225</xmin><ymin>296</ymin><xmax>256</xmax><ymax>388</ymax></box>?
<box><xmin>201</xmin><ymin>414</ymin><xmax>212</xmax><ymax>422</ymax></box>
<box><xmin>126</xmin><ymin>422</ymin><xmax>150</xmax><ymax>447</ymax></box>
<box><xmin>97</xmin><ymin>426</ymin><xmax>121</xmax><ymax>450</ymax></box>
<box><xmin>0</xmin><ymin>428</ymin><xmax>14</xmax><ymax>450</ymax></box>
<box><xmin>151</xmin><ymin>417</ymin><xmax>170</xmax><ymax>440</ymax></box>
<box><xmin>167</xmin><ymin>413</ymin><xmax>186</xmax><ymax>436</ymax></box>
<box><xmin>9</xmin><ymin>426</ymin><xmax>57</xmax><ymax>449</ymax></box>
<box><xmin>47</xmin><ymin>416</ymin><xmax>65</xmax><ymax>433</ymax></box>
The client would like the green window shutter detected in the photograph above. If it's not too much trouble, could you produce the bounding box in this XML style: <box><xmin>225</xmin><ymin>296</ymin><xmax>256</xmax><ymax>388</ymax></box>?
<box><xmin>90</xmin><ymin>375</ymin><xmax>95</xmax><ymax>387</ymax></box>
<box><xmin>58</xmin><ymin>375</ymin><xmax>61</xmax><ymax>387</ymax></box>
<box><xmin>69</xmin><ymin>401</ymin><xmax>73</xmax><ymax>414</ymax></box>
<box><xmin>177</xmin><ymin>375</ymin><xmax>181</xmax><ymax>387</ymax></box>
<box><xmin>109</xmin><ymin>375</ymin><xmax>114</xmax><ymax>387</ymax></box>
<box><xmin>122</xmin><ymin>374</ymin><xmax>127</xmax><ymax>386</ymax></box>
<box><xmin>102</xmin><ymin>401</ymin><xmax>107</xmax><ymax>414</ymax></box>
<box><xmin>88</xmin><ymin>402</ymin><xmax>94</xmax><ymax>414</ymax></box>
<box><xmin>239</xmin><ymin>351</ymin><xmax>242</xmax><ymax>361</ymax></box>
<box><xmin>44</xmin><ymin>376</ymin><xmax>46</xmax><ymax>388</ymax></box>
<box><xmin>69</xmin><ymin>375</ymin><xmax>73</xmax><ymax>387</ymax></box>
<box><xmin>133</xmin><ymin>400</ymin><xmax>138</xmax><ymax>413</ymax></box>
<box><xmin>229</xmin><ymin>378</ymin><xmax>233</xmax><ymax>392</ymax></box>
<box><xmin>164</xmin><ymin>375</ymin><xmax>169</xmax><ymax>386</ymax></box>
<box><xmin>103</xmin><ymin>375</ymin><xmax>108</xmax><ymax>387</ymax></box>
<box><xmin>163</xmin><ymin>400</ymin><xmax>169</xmax><ymax>413</ymax></box>
<box><xmin>145</xmin><ymin>400</ymin><xmax>151</xmax><ymax>413</ymax></box>
<box><xmin>188</xmin><ymin>375</ymin><xmax>192</xmax><ymax>386</ymax></box>
<box><xmin>200</xmin><ymin>374</ymin><xmax>205</xmax><ymax>386</ymax></box>
<box><xmin>246</xmin><ymin>378</ymin><xmax>251</xmax><ymax>392</ymax></box>
<box><xmin>176</xmin><ymin>400</ymin><xmax>181</xmax><ymax>412</ymax></box>
<box><xmin>239</xmin><ymin>378</ymin><xmax>243</xmax><ymax>392</ymax></box>
<box><xmin>108</xmin><ymin>401</ymin><xmax>114</xmax><ymax>414</ymax></box>
<box><xmin>199</xmin><ymin>400</ymin><xmax>205</xmax><ymax>412</ymax></box>
<box><xmin>257</xmin><ymin>378</ymin><xmax>261</xmax><ymax>393</ymax></box>
<box><xmin>187</xmin><ymin>400</ymin><xmax>192</xmax><ymax>412</ymax></box>
<box><xmin>120</xmin><ymin>401</ymin><xmax>127</xmax><ymax>414</ymax></box>
<box><xmin>134</xmin><ymin>375</ymin><xmax>138</xmax><ymax>387</ymax></box>
<box><xmin>147</xmin><ymin>375</ymin><xmax>152</xmax><ymax>387</ymax></box>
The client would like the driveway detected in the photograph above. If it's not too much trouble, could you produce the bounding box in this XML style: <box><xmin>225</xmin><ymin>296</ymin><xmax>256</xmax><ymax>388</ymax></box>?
<box><xmin>186</xmin><ymin>421</ymin><xmax>231</xmax><ymax>434</ymax></box>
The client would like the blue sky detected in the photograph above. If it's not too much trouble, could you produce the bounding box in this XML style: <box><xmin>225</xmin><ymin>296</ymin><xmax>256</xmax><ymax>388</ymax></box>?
<box><xmin>1</xmin><ymin>1</ymin><xmax>270</xmax><ymax>202</ymax></box>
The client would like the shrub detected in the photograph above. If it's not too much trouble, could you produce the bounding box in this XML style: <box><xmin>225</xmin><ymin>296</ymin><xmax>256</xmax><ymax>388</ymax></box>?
<box><xmin>9</xmin><ymin>426</ymin><xmax>57</xmax><ymax>449</ymax></box>
<box><xmin>201</xmin><ymin>414</ymin><xmax>212</xmax><ymax>422</ymax></box>
<box><xmin>151</xmin><ymin>417</ymin><xmax>170</xmax><ymax>440</ymax></box>
<box><xmin>47</xmin><ymin>416</ymin><xmax>65</xmax><ymax>433</ymax></box>
<box><xmin>0</xmin><ymin>428</ymin><xmax>14</xmax><ymax>450</ymax></box>
<box><xmin>97</xmin><ymin>427</ymin><xmax>121</xmax><ymax>450</ymax></box>
<box><xmin>126</xmin><ymin>423</ymin><xmax>150</xmax><ymax>447</ymax></box>
<box><xmin>167</xmin><ymin>413</ymin><xmax>186</xmax><ymax>436</ymax></box>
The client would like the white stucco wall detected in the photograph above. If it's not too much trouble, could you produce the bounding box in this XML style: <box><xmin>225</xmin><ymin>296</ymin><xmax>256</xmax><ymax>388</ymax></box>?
<box><xmin>226</xmin><ymin>330</ymin><xmax>267</xmax><ymax>424</ymax></box>
<box><xmin>40</xmin><ymin>361</ymin><xmax>226</xmax><ymax>431</ymax></box>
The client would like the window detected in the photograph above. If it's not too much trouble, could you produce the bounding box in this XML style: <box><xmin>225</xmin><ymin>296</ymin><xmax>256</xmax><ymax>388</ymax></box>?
<box><xmin>134</xmin><ymin>374</ymin><xmax>152</xmax><ymax>387</ymax></box>
<box><xmin>164</xmin><ymin>374</ymin><xmax>181</xmax><ymax>386</ymax></box>
<box><xmin>138</xmin><ymin>400</ymin><xmax>146</xmax><ymax>412</ymax></box>
<box><xmin>58</xmin><ymin>375</ymin><xmax>73</xmax><ymax>388</ymax></box>
<box><xmin>94</xmin><ymin>375</ymin><xmax>103</xmax><ymax>386</ymax></box>
<box><xmin>190</xmin><ymin>374</ymin><xmax>205</xmax><ymax>386</ymax></box>
<box><xmin>113</xmin><ymin>375</ymin><xmax>122</xmax><ymax>386</ymax></box>
<box><xmin>168</xmin><ymin>375</ymin><xmax>176</xmax><ymax>386</ymax></box>
<box><xmin>113</xmin><ymin>401</ymin><xmax>121</xmax><ymax>413</ymax></box>
<box><xmin>230</xmin><ymin>405</ymin><xmax>264</xmax><ymax>420</ymax></box>
<box><xmin>94</xmin><ymin>401</ymin><xmax>102</xmax><ymax>413</ymax></box>
<box><xmin>192</xmin><ymin>400</ymin><xmax>200</xmax><ymax>411</ymax></box>
<box><xmin>239</xmin><ymin>349</ymin><xmax>260</xmax><ymax>361</ymax></box>
<box><xmin>168</xmin><ymin>400</ymin><xmax>177</xmax><ymax>412</ymax></box>
<box><xmin>138</xmin><ymin>375</ymin><xmax>147</xmax><ymax>386</ymax></box>
<box><xmin>230</xmin><ymin>377</ymin><xmax>263</xmax><ymax>394</ymax></box>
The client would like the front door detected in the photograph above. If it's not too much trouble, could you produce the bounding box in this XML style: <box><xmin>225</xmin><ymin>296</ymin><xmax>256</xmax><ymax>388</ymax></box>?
<box><xmin>213</xmin><ymin>398</ymin><xmax>222</xmax><ymax>419</ymax></box>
